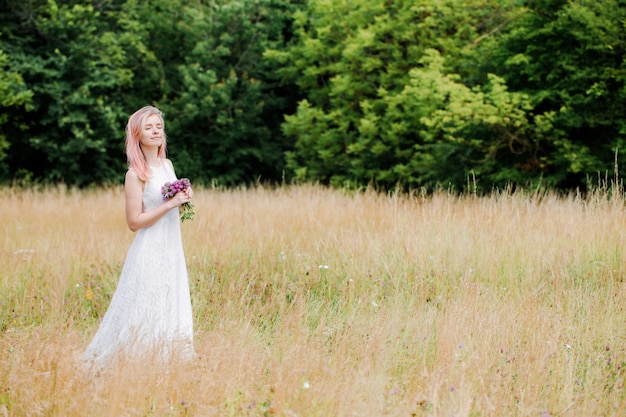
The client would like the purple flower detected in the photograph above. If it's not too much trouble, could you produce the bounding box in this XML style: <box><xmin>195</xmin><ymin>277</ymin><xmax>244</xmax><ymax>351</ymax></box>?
<box><xmin>161</xmin><ymin>178</ymin><xmax>196</xmax><ymax>222</ymax></box>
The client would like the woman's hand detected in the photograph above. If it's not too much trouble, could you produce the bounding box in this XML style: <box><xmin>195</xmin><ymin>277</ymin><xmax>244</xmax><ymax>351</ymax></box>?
<box><xmin>168</xmin><ymin>189</ymin><xmax>192</xmax><ymax>208</ymax></box>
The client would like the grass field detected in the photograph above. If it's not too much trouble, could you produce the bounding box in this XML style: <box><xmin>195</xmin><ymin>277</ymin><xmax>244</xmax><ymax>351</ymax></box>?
<box><xmin>1</xmin><ymin>184</ymin><xmax>625</xmax><ymax>416</ymax></box>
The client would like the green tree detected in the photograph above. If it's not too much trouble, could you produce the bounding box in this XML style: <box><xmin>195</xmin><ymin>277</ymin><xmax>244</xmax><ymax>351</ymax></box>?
<box><xmin>125</xmin><ymin>0</ymin><xmax>304</xmax><ymax>185</ymax></box>
<box><xmin>0</xmin><ymin>0</ymin><xmax>139</xmax><ymax>184</ymax></box>
<box><xmin>0</xmin><ymin>49</ymin><xmax>33</xmax><ymax>178</ymax></box>
<box><xmin>490</xmin><ymin>0</ymin><xmax>626</xmax><ymax>187</ymax></box>
<box><xmin>380</xmin><ymin>49</ymin><xmax>552</xmax><ymax>189</ymax></box>
<box><xmin>0</xmin><ymin>0</ymin><xmax>304</xmax><ymax>186</ymax></box>
<box><xmin>270</xmin><ymin>0</ymin><xmax>526</xmax><ymax>190</ymax></box>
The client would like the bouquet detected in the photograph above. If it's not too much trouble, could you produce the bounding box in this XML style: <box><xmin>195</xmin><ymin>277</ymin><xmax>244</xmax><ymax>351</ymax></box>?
<box><xmin>161</xmin><ymin>178</ymin><xmax>195</xmax><ymax>222</ymax></box>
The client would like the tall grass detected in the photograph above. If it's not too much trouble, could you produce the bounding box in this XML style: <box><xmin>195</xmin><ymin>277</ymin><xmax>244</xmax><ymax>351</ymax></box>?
<box><xmin>1</xmin><ymin>184</ymin><xmax>625</xmax><ymax>416</ymax></box>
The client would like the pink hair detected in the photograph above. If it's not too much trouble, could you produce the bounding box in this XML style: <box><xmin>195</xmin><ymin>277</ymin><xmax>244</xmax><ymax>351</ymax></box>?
<box><xmin>125</xmin><ymin>105</ymin><xmax>167</xmax><ymax>182</ymax></box>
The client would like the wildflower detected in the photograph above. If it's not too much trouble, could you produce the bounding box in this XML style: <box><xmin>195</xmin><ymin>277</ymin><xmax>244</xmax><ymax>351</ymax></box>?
<box><xmin>319</xmin><ymin>264</ymin><xmax>329</xmax><ymax>270</ymax></box>
<box><xmin>303</xmin><ymin>381</ymin><xmax>311</xmax><ymax>389</ymax></box>
<box><xmin>85</xmin><ymin>288</ymin><xmax>94</xmax><ymax>301</ymax></box>
<box><xmin>161</xmin><ymin>178</ymin><xmax>195</xmax><ymax>222</ymax></box>
<box><xmin>13</xmin><ymin>249</ymin><xmax>35</xmax><ymax>260</ymax></box>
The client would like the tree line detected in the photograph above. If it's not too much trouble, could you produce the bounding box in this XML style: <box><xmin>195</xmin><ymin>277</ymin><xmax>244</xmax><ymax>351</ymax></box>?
<box><xmin>1</xmin><ymin>0</ymin><xmax>624</xmax><ymax>191</ymax></box>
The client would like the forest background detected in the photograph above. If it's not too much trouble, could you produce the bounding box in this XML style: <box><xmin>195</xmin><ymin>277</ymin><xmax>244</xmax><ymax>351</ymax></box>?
<box><xmin>1</xmin><ymin>0</ymin><xmax>625</xmax><ymax>192</ymax></box>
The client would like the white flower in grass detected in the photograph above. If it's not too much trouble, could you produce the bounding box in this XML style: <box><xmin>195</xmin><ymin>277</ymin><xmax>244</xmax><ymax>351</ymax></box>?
<box><xmin>319</xmin><ymin>264</ymin><xmax>329</xmax><ymax>270</ymax></box>
<box><xmin>303</xmin><ymin>381</ymin><xmax>311</xmax><ymax>389</ymax></box>
<box><xmin>13</xmin><ymin>249</ymin><xmax>35</xmax><ymax>260</ymax></box>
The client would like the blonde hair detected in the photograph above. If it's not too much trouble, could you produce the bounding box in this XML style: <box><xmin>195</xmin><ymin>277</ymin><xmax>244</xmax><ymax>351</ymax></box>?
<box><xmin>125</xmin><ymin>106</ymin><xmax>167</xmax><ymax>182</ymax></box>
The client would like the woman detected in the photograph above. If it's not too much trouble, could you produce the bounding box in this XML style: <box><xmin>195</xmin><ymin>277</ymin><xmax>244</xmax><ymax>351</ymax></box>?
<box><xmin>82</xmin><ymin>106</ymin><xmax>195</xmax><ymax>367</ymax></box>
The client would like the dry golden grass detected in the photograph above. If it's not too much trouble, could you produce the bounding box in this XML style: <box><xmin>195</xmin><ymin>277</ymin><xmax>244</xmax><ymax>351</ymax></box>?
<box><xmin>1</xmin><ymin>184</ymin><xmax>626</xmax><ymax>416</ymax></box>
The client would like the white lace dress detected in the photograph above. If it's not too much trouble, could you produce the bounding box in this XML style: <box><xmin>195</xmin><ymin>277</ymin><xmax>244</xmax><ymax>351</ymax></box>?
<box><xmin>82</xmin><ymin>161</ymin><xmax>194</xmax><ymax>367</ymax></box>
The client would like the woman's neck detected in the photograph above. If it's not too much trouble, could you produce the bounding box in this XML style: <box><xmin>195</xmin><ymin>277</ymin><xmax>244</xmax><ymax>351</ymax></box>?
<box><xmin>142</xmin><ymin>148</ymin><xmax>161</xmax><ymax>167</ymax></box>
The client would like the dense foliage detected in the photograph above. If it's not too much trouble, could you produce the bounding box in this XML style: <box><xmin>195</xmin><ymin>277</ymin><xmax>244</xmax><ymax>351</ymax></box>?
<box><xmin>0</xmin><ymin>0</ymin><xmax>303</xmax><ymax>186</ymax></box>
<box><xmin>272</xmin><ymin>0</ymin><xmax>626</xmax><ymax>191</ymax></box>
<box><xmin>0</xmin><ymin>0</ymin><xmax>624</xmax><ymax>190</ymax></box>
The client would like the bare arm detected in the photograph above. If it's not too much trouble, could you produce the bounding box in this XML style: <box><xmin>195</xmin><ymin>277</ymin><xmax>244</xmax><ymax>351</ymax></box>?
<box><xmin>124</xmin><ymin>168</ymin><xmax>191</xmax><ymax>232</ymax></box>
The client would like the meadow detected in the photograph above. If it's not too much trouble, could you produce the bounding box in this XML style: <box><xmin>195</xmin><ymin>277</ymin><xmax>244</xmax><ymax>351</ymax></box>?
<box><xmin>1</xmin><ymin>183</ymin><xmax>625</xmax><ymax>416</ymax></box>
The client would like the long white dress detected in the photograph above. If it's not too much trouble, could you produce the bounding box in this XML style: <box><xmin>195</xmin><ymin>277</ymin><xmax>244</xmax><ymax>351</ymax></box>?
<box><xmin>82</xmin><ymin>161</ymin><xmax>194</xmax><ymax>367</ymax></box>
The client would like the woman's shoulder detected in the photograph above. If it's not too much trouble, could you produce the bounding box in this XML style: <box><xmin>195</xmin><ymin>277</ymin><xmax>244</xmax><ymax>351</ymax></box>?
<box><xmin>162</xmin><ymin>158</ymin><xmax>177</xmax><ymax>175</ymax></box>
<box><xmin>125</xmin><ymin>167</ymin><xmax>142</xmax><ymax>183</ymax></box>
<box><xmin>125</xmin><ymin>167</ymin><xmax>146</xmax><ymax>192</ymax></box>
<box><xmin>163</xmin><ymin>158</ymin><xmax>175</xmax><ymax>169</ymax></box>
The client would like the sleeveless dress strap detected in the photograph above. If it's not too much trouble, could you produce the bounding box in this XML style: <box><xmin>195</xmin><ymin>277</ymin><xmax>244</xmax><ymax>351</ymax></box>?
<box><xmin>161</xmin><ymin>158</ymin><xmax>176</xmax><ymax>179</ymax></box>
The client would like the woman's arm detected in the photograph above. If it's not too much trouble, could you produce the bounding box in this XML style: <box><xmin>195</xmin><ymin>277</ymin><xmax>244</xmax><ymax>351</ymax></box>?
<box><xmin>124</xmin><ymin>168</ymin><xmax>190</xmax><ymax>232</ymax></box>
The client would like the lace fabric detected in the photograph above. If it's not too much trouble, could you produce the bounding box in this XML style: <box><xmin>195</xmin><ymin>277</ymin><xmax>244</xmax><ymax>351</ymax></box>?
<box><xmin>82</xmin><ymin>161</ymin><xmax>194</xmax><ymax>367</ymax></box>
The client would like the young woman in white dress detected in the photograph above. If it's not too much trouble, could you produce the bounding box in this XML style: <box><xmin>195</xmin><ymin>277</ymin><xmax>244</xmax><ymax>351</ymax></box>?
<box><xmin>82</xmin><ymin>106</ymin><xmax>195</xmax><ymax>367</ymax></box>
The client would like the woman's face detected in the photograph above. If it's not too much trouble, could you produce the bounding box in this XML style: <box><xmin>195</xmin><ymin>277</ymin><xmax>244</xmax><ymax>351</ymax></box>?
<box><xmin>139</xmin><ymin>114</ymin><xmax>164</xmax><ymax>149</ymax></box>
